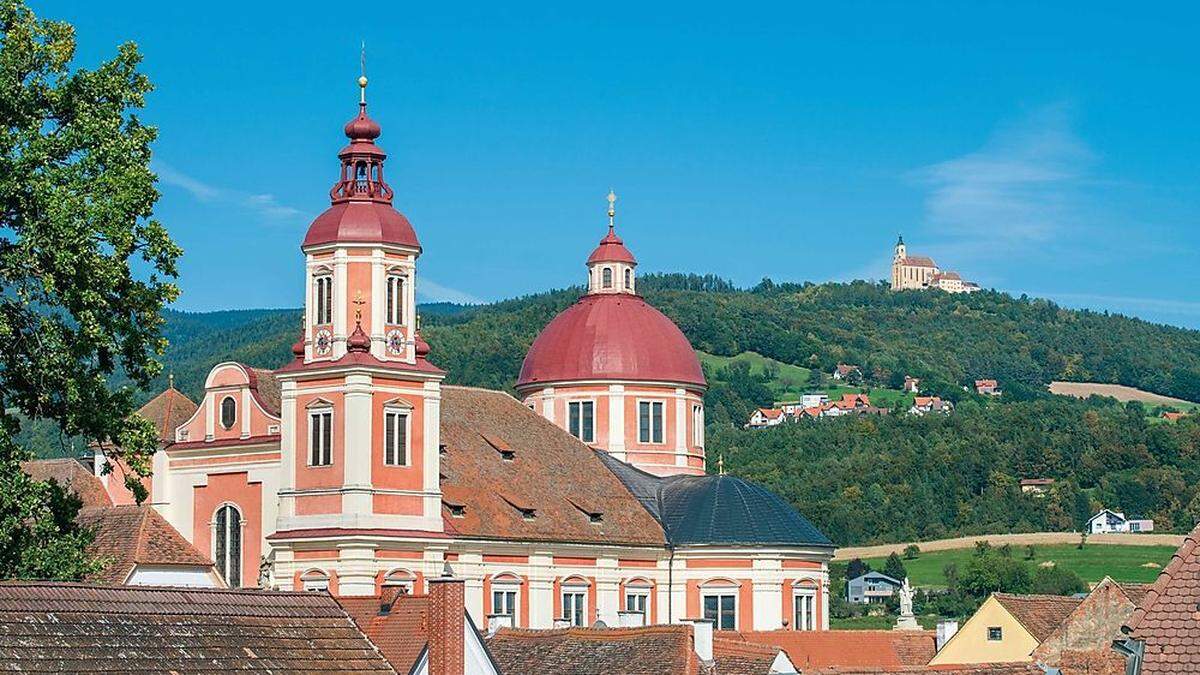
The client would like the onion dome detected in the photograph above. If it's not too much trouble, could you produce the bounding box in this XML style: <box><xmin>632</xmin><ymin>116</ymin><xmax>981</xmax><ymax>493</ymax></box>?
<box><xmin>347</xmin><ymin>321</ymin><xmax>371</xmax><ymax>353</ymax></box>
<box><xmin>516</xmin><ymin>293</ymin><xmax>705</xmax><ymax>389</ymax></box>
<box><xmin>302</xmin><ymin>76</ymin><xmax>420</xmax><ymax>250</ymax></box>
<box><xmin>414</xmin><ymin>332</ymin><xmax>431</xmax><ymax>359</ymax></box>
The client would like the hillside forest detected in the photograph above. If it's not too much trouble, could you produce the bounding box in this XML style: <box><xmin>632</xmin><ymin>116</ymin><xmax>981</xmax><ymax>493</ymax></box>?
<box><xmin>24</xmin><ymin>275</ymin><xmax>1200</xmax><ymax>547</ymax></box>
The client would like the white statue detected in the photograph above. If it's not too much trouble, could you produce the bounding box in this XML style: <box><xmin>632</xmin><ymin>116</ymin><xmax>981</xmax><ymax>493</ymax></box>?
<box><xmin>894</xmin><ymin>577</ymin><xmax>920</xmax><ymax>631</ymax></box>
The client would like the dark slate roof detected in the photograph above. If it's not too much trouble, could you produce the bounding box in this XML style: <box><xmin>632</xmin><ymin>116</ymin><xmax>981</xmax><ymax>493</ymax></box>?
<box><xmin>597</xmin><ymin>452</ymin><xmax>833</xmax><ymax>548</ymax></box>
<box><xmin>0</xmin><ymin>582</ymin><xmax>395</xmax><ymax>672</ymax></box>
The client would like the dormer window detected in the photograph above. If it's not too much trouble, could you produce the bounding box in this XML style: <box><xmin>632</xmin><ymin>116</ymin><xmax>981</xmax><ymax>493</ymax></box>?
<box><xmin>386</xmin><ymin>274</ymin><xmax>405</xmax><ymax>325</ymax></box>
<box><xmin>602</xmin><ymin>267</ymin><xmax>613</xmax><ymax>288</ymax></box>
<box><xmin>445</xmin><ymin>501</ymin><xmax>466</xmax><ymax>518</ymax></box>
<box><xmin>483</xmin><ymin>433</ymin><xmax>516</xmax><ymax>461</ymax></box>
<box><xmin>314</xmin><ymin>274</ymin><xmax>333</xmax><ymax>324</ymax></box>
<box><xmin>220</xmin><ymin>396</ymin><xmax>236</xmax><ymax>430</ymax></box>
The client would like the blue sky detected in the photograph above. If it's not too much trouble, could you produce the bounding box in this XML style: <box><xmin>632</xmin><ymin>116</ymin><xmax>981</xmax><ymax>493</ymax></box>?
<box><xmin>38</xmin><ymin>2</ymin><xmax>1200</xmax><ymax>327</ymax></box>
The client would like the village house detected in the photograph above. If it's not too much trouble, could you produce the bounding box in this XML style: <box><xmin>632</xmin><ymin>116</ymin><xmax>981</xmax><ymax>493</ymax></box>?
<box><xmin>801</xmin><ymin>392</ymin><xmax>830</xmax><ymax>409</ymax></box>
<box><xmin>748</xmin><ymin>407</ymin><xmax>787</xmax><ymax>428</ymax></box>
<box><xmin>1088</xmin><ymin>509</ymin><xmax>1154</xmax><ymax>534</ymax></box>
<box><xmin>903</xmin><ymin>376</ymin><xmax>921</xmax><ymax>393</ymax></box>
<box><xmin>1033</xmin><ymin>577</ymin><xmax>1147</xmax><ymax>672</ymax></box>
<box><xmin>928</xmin><ymin>593</ymin><xmax>1081</xmax><ymax>666</ymax></box>
<box><xmin>975</xmin><ymin>379</ymin><xmax>1002</xmax><ymax>396</ymax></box>
<box><xmin>832</xmin><ymin>364</ymin><xmax>862</xmax><ymax>382</ymax></box>
<box><xmin>909</xmin><ymin>396</ymin><xmax>952</xmax><ymax>416</ymax></box>
<box><xmin>1160</xmin><ymin>411</ymin><xmax>1187</xmax><ymax>421</ymax></box>
<box><xmin>846</xmin><ymin>571</ymin><xmax>903</xmax><ymax>604</ymax></box>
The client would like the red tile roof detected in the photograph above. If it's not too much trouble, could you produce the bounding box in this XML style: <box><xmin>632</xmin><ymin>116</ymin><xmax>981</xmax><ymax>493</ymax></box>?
<box><xmin>756</xmin><ymin>408</ymin><xmax>784</xmax><ymax>420</ymax></box>
<box><xmin>136</xmin><ymin>387</ymin><xmax>198</xmax><ymax>443</ymax></box>
<box><xmin>486</xmin><ymin>625</ymin><xmax>703</xmax><ymax>674</ymax></box>
<box><xmin>0</xmin><ymin>582</ymin><xmax>394</xmax><ymax>671</ymax></box>
<box><xmin>75</xmin><ymin>505</ymin><xmax>213</xmax><ymax>584</ymax></box>
<box><xmin>1124</xmin><ymin>521</ymin><xmax>1200</xmax><ymax>673</ymax></box>
<box><xmin>726</xmin><ymin>629</ymin><xmax>935</xmax><ymax>670</ymax></box>
<box><xmin>993</xmin><ymin>593</ymin><xmax>1082</xmax><ymax>641</ymax></box>
<box><xmin>900</xmin><ymin>255</ymin><xmax>938</xmax><ymax>268</ymax></box>
<box><xmin>21</xmin><ymin>458</ymin><xmax>112</xmax><ymax>508</ymax></box>
<box><xmin>713</xmin><ymin>636</ymin><xmax>784</xmax><ymax>674</ymax></box>
<box><xmin>339</xmin><ymin>593</ymin><xmax>431</xmax><ymax>673</ymax></box>
<box><xmin>437</xmin><ymin>386</ymin><xmax>667</xmax><ymax>547</ymax></box>
<box><xmin>587</xmin><ymin>225</ymin><xmax>637</xmax><ymax>265</ymax></box>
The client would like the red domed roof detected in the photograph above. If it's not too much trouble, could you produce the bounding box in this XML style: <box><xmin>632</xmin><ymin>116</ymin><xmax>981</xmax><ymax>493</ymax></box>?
<box><xmin>303</xmin><ymin>201</ymin><xmax>421</xmax><ymax>249</ymax></box>
<box><xmin>517</xmin><ymin>294</ymin><xmax>705</xmax><ymax>389</ymax></box>
<box><xmin>586</xmin><ymin>226</ymin><xmax>636</xmax><ymax>265</ymax></box>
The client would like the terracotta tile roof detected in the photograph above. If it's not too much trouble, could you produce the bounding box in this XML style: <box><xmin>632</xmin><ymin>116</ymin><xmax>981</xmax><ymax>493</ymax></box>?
<box><xmin>900</xmin><ymin>255</ymin><xmax>938</xmax><ymax>268</ymax></box>
<box><xmin>1115</xmin><ymin>581</ymin><xmax>1152</xmax><ymax>606</ymax></box>
<box><xmin>975</xmin><ymin>379</ymin><xmax>999</xmax><ymax>388</ymax></box>
<box><xmin>339</xmin><ymin>593</ymin><xmax>430</xmax><ymax>673</ymax></box>
<box><xmin>245</xmin><ymin>366</ymin><xmax>282</xmax><ymax>416</ymax></box>
<box><xmin>727</xmin><ymin>629</ymin><xmax>935</xmax><ymax>670</ymax></box>
<box><xmin>1124</xmin><ymin>521</ymin><xmax>1200</xmax><ymax>673</ymax></box>
<box><xmin>1051</xmin><ymin>649</ymin><xmax>1125</xmax><ymax>675</ymax></box>
<box><xmin>136</xmin><ymin>386</ymin><xmax>198</xmax><ymax>443</ymax></box>
<box><xmin>438</xmin><ymin>386</ymin><xmax>666</xmax><ymax>547</ymax></box>
<box><xmin>812</xmin><ymin>664</ymin><xmax>1035</xmax><ymax>674</ymax></box>
<box><xmin>0</xmin><ymin>582</ymin><xmax>395</xmax><ymax>672</ymax></box>
<box><xmin>755</xmin><ymin>408</ymin><xmax>784</xmax><ymax>419</ymax></box>
<box><xmin>486</xmin><ymin>624</ymin><xmax>703</xmax><ymax>674</ymax></box>
<box><xmin>20</xmin><ymin>458</ymin><xmax>111</xmax><ymax>508</ymax></box>
<box><xmin>993</xmin><ymin>593</ymin><xmax>1082</xmax><ymax>641</ymax></box>
<box><xmin>75</xmin><ymin>505</ymin><xmax>213</xmax><ymax>584</ymax></box>
<box><xmin>712</xmin><ymin>636</ymin><xmax>784</xmax><ymax>674</ymax></box>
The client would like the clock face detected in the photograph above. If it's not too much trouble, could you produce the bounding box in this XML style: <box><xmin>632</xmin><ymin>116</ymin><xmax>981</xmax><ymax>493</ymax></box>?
<box><xmin>386</xmin><ymin>328</ymin><xmax>405</xmax><ymax>356</ymax></box>
<box><xmin>315</xmin><ymin>328</ymin><xmax>333</xmax><ymax>356</ymax></box>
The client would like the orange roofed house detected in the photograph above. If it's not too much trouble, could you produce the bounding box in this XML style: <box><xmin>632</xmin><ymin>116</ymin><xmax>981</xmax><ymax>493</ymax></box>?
<box><xmin>91</xmin><ymin>81</ymin><xmax>835</xmax><ymax>633</ymax></box>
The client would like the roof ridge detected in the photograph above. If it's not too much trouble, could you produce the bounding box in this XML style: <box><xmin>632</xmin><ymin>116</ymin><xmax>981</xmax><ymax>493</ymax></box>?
<box><xmin>1126</xmin><ymin>521</ymin><xmax>1200</xmax><ymax>632</ymax></box>
<box><xmin>0</xmin><ymin>580</ymin><xmax>327</xmax><ymax>597</ymax></box>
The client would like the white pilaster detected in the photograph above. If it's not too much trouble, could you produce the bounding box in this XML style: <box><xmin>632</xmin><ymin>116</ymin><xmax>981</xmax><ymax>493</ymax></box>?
<box><xmin>240</xmin><ymin>387</ymin><xmax>252</xmax><ymax>438</ymax></box>
<box><xmin>674</xmin><ymin>388</ymin><xmax>687</xmax><ymax>467</ymax></box>
<box><xmin>278</xmin><ymin>380</ymin><xmax>297</xmax><ymax>518</ymax></box>
<box><xmin>528</xmin><ymin>552</ymin><xmax>555</xmax><ymax>629</ymax></box>
<box><xmin>608</xmin><ymin>384</ymin><xmax>625</xmax><ymax>459</ymax></box>
<box><xmin>596</xmin><ymin>556</ymin><xmax>620</xmax><ymax>626</ymax></box>
<box><xmin>370</xmin><ymin>249</ymin><xmax>384</xmax><ymax>358</ymax></box>
<box><xmin>204</xmin><ymin>392</ymin><xmax>215</xmax><ymax>441</ymax></box>
<box><xmin>422</xmin><ymin>381</ymin><xmax>443</xmax><ymax>525</ymax></box>
<box><xmin>541</xmin><ymin>388</ymin><xmax>555</xmax><ymax>423</ymax></box>
<box><xmin>342</xmin><ymin>373</ymin><xmax>374</xmax><ymax>516</ymax></box>
<box><xmin>333</xmin><ymin>248</ymin><xmax>348</xmax><ymax>358</ymax></box>
<box><xmin>336</xmin><ymin>544</ymin><xmax>378</xmax><ymax>596</ymax></box>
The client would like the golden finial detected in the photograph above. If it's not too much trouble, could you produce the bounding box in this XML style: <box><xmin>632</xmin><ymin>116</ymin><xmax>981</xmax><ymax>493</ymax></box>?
<box><xmin>352</xmin><ymin>290</ymin><xmax>366</xmax><ymax>321</ymax></box>
<box><xmin>607</xmin><ymin>189</ymin><xmax>616</xmax><ymax>230</ymax></box>
<box><xmin>358</xmin><ymin>41</ymin><xmax>368</xmax><ymax>104</ymax></box>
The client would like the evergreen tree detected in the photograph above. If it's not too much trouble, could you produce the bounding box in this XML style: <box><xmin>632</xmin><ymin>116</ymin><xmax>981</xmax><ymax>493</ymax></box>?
<box><xmin>883</xmin><ymin>552</ymin><xmax>908</xmax><ymax>581</ymax></box>
<box><xmin>846</xmin><ymin>558</ymin><xmax>870</xmax><ymax>580</ymax></box>
<box><xmin>0</xmin><ymin>1</ymin><xmax>179</xmax><ymax>579</ymax></box>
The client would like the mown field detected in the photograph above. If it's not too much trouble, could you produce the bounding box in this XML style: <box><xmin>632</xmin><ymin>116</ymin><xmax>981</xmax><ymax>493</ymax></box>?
<box><xmin>862</xmin><ymin>543</ymin><xmax>1175</xmax><ymax>588</ymax></box>
<box><xmin>698</xmin><ymin>350</ymin><xmax>914</xmax><ymax>408</ymax></box>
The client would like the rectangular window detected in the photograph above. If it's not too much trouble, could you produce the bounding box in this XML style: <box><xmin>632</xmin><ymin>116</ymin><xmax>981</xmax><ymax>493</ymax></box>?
<box><xmin>703</xmin><ymin>593</ymin><xmax>737</xmax><ymax>630</ymax></box>
<box><xmin>567</xmin><ymin>401</ymin><xmax>595</xmax><ymax>443</ymax></box>
<box><xmin>386</xmin><ymin>275</ymin><xmax>405</xmax><ymax>325</ymax></box>
<box><xmin>638</xmin><ymin>401</ymin><xmax>664</xmax><ymax>443</ymax></box>
<box><xmin>692</xmin><ymin>404</ymin><xmax>704</xmax><ymax>447</ymax></box>
<box><xmin>492</xmin><ymin>588</ymin><xmax>517</xmax><ymax>618</ymax></box>
<box><xmin>314</xmin><ymin>276</ymin><xmax>332</xmax><ymax>325</ymax></box>
<box><xmin>310</xmin><ymin>410</ymin><xmax>332</xmax><ymax>466</ymax></box>
<box><xmin>384</xmin><ymin>409</ymin><xmax>409</xmax><ymax>466</ymax></box>
<box><xmin>624</xmin><ymin>591</ymin><xmax>648</xmax><ymax>615</ymax></box>
<box><xmin>793</xmin><ymin>591</ymin><xmax>816</xmax><ymax>630</ymax></box>
<box><xmin>562</xmin><ymin>591</ymin><xmax>586</xmax><ymax>627</ymax></box>
<box><xmin>987</xmin><ymin>626</ymin><xmax>1003</xmax><ymax>641</ymax></box>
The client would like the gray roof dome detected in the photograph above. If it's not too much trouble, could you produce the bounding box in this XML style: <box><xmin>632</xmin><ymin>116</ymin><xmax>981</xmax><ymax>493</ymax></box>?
<box><xmin>597</xmin><ymin>452</ymin><xmax>833</xmax><ymax>548</ymax></box>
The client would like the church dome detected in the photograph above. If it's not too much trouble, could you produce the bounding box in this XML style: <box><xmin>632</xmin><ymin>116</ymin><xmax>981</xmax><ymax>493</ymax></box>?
<box><xmin>516</xmin><ymin>293</ymin><xmax>706</xmax><ymax>389</ymax></box>
<box><xmin>302</xmin><ymin>201</ymin><xmax>420</xmax><ymax>249</ymax></box>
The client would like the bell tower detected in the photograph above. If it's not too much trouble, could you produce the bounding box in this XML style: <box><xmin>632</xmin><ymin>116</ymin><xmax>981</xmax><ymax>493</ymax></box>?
<box><xmin>273</xmin><ymin>75</ymin><xmax>446</xmax><ymax>595</ymax></box>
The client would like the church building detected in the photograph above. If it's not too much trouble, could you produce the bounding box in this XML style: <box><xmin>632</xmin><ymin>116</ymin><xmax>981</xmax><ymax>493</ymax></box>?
<box><xmin>890</xmin><ymin>235</ymin><xmax>979</xmax><ymax>293</ymax></box>
<box><xmin>94</xmin><ymin>77</ymin><xmax>835</xmax><ymax>633</ymax></box>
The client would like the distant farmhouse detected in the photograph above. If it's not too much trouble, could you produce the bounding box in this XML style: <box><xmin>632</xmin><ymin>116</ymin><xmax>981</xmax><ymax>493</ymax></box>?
<box><xmin>1088</xmin><ymin>509</ymin><xmax>1154</xmax><ymax>534</ymax></box>
<box><xmin>890</xmin><ymin>235</ymin><xmax>979</xmax><ymax>293</ymax></box>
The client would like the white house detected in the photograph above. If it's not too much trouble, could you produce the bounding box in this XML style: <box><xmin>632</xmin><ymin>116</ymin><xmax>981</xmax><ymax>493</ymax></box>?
<box><xmin>1088</xmin><ymin>509</ymin><xmax>1155</xmax><ymax>534</ymax></box>
<box><xmin>801</xmin><ymin>393</ymin><xmax>829</xmax><ymax>409</ymax></box>
<box><xmin>909</xmin><ymin>396</ymin><xmax>952</xmax><ymax>416</ymax></box>
<box><xmin>748</xmin><ymin>407</ymin><xmax>786</xmax><ymax>428</ymax></box>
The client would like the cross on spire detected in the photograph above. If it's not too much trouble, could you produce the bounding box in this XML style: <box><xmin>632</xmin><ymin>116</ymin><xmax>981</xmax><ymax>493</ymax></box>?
<box><xmin>358</xmin><ymin>41</ymin><xmax>368</xmax><ymax>105</ymax></box>
<box><xmin>352</xmin><ymin>290</ymin><xmax>367</xmax><ymax>321</ymax></box>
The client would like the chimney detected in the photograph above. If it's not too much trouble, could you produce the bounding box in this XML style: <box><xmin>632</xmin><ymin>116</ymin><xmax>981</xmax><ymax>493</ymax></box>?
<box><xmin>685</xmin><ymin>618</ymin><xmax>713</xmax><ymax>663</ymax></box>
<box><xmin>427</xmin><ymin>577</ymin><xmax>465</xmax><ymax>675</ymax></box>
<box><xmin>936</xmin><ymin>620</ymin><xmax>959</xmax><ymax>651</ymax></box>
<box><xmin>617</xmin><ymin>610</ymin><xmax>645</xmax><ymax>628</ymax></box>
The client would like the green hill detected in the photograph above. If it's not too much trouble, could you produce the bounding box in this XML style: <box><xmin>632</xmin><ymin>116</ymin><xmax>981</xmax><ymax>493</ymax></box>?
<box><xmin>77</xmin><ymin>274</ymin><xmax>1200</xmax><ymax>547</ymax></box>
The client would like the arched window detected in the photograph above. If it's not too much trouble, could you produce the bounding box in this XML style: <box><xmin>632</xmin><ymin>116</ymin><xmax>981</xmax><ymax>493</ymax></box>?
<box><xmin>602</xmin><ymin>267</ymin><xmax>613</xmax><ymax>289</ymax></box>
<box><xmin>214</xmin><ymin>504</ymin><xmax>242</xmax><ymax>587</ymax></box>
<box><xmin>383</xmin><ymin>569</ymin><xmax>416</xmax><ymax>594</ymax></box>
<box><xmin>314</xmin><ymin>274</ymin><xmax>333</xmax><ymax>324</ymax></box>
<box><xmin>220</xmin><ymin>396</ymin><xmax>236</xmax><ymax>430</ymax></box>
<box><xmin>624</xmin><ymin>268</ymin><xmax>631</xmax><ymax>290</ymax></box>
<box><xmin>301</xmin><ymin>569</ymin><xmax>330</xmax><ymax>592</ymax></box>
<box><xmin>386</xmin><ymin>274</ymin><xmax>405</xmax><ymax>325</ymax></box>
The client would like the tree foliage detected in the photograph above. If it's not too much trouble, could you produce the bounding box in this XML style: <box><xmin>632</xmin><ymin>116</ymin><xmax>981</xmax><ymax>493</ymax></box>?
<box><xmin>0</xmin><ymin>1</ymin><xmax>178</xmax><ymax>579</ymax></box>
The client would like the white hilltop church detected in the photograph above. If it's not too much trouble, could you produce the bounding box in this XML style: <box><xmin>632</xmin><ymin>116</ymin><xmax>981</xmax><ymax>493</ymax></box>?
<box><xmin>890</xmin><ymin>235</ymin><xmax>979</xmax><ymax>293</ymax></box>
